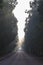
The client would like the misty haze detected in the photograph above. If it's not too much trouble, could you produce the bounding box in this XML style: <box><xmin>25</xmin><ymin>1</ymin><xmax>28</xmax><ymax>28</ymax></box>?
<box><xmin>0</xmin><ymin>0</ymin><xmax>43</xmax><ymax>65</ymax></box>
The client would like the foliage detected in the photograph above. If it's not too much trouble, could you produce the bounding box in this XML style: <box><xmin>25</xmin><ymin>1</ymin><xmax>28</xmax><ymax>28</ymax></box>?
<box><xmin>24</xmin><ymin>0</ymin><xmax>43</xmax><ymax>56</ymax></box>
<box><xmin>0</xmin><ymin>0</ymin><xmax>18</xmax><ymax>57</ymax></box>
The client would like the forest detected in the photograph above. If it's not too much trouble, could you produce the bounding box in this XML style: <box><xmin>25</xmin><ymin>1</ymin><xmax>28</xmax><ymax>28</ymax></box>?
<box><xmin>24</xmin><ymin>0</ymin><xmax>43</xmax><ymax>56</ymax></box>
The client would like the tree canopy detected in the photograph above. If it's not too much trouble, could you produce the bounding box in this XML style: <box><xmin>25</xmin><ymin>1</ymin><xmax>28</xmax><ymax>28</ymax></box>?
<box><xmin>24</xmin><ymin>0</ymin><xmax>43</xmax><ymax>56</ymax></box>
<box><xmin>0</xmin><ymin>0</ymin><xmax>18</xmax><ymax>57</ymax></box>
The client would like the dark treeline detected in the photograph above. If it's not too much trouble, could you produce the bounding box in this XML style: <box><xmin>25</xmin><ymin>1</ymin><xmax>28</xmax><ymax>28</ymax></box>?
<box><xmin>0</xmin><ymin>0</ymin><xmax>18</xmax><ymax>57</ymax></box>
<box><xmin>24</xmin><ymin>0</ymin><xmax>43</xmax><ymax>56</ymax></box>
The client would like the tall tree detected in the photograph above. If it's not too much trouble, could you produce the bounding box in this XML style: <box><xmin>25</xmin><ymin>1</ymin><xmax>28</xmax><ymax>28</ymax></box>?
<box><xmin>24</xmin><ymin>0</ymin><xmax>43</xmax><ymax>56</ymax></box>
<box><xmin>0</xmin><ymin>0</ymin><xmax>18</xmax><ymax>57</ymax></box>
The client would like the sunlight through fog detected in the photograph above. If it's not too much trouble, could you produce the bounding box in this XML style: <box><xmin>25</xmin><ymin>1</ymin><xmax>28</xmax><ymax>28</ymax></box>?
<box><xmin>13</xmin><ymin>0</ymin><xmax>33</xmax><ymax>47</ymax></box>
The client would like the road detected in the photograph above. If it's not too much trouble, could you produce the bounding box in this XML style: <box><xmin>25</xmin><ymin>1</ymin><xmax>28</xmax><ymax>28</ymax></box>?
<box><xmin>0</xmin><ymin>49</ymin><xmax>43</xmax><ymax>65</ymax></box>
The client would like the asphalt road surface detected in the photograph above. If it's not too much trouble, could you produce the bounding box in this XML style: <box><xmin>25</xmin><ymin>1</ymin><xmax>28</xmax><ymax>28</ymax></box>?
<box><xmin>0</xmin><ymin>49</ymin><xmax>43</xmax><ymax>65</ymax></box>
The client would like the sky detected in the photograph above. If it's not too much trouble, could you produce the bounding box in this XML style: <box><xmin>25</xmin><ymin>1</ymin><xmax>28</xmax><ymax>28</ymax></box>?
<box><xmin>13</xmin><ymin>0</ymin><xmax>33</xmax><ymax>47</ymax></box>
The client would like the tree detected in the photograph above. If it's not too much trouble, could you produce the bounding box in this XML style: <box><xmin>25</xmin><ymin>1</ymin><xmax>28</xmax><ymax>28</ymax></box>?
<box><xmin>24</xmin><ymin>0</ymin><xmax>43</xmax><ymax>56</ymax></box>
<box><xmin>0</xmin><ymin>0</ymin><xmax>18</xmax><ymax>57</ymax></box>
<box><xmin>0</xmin><ymin>0</ymin><xmax>3</xmax><ymax>8</ymax></box>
